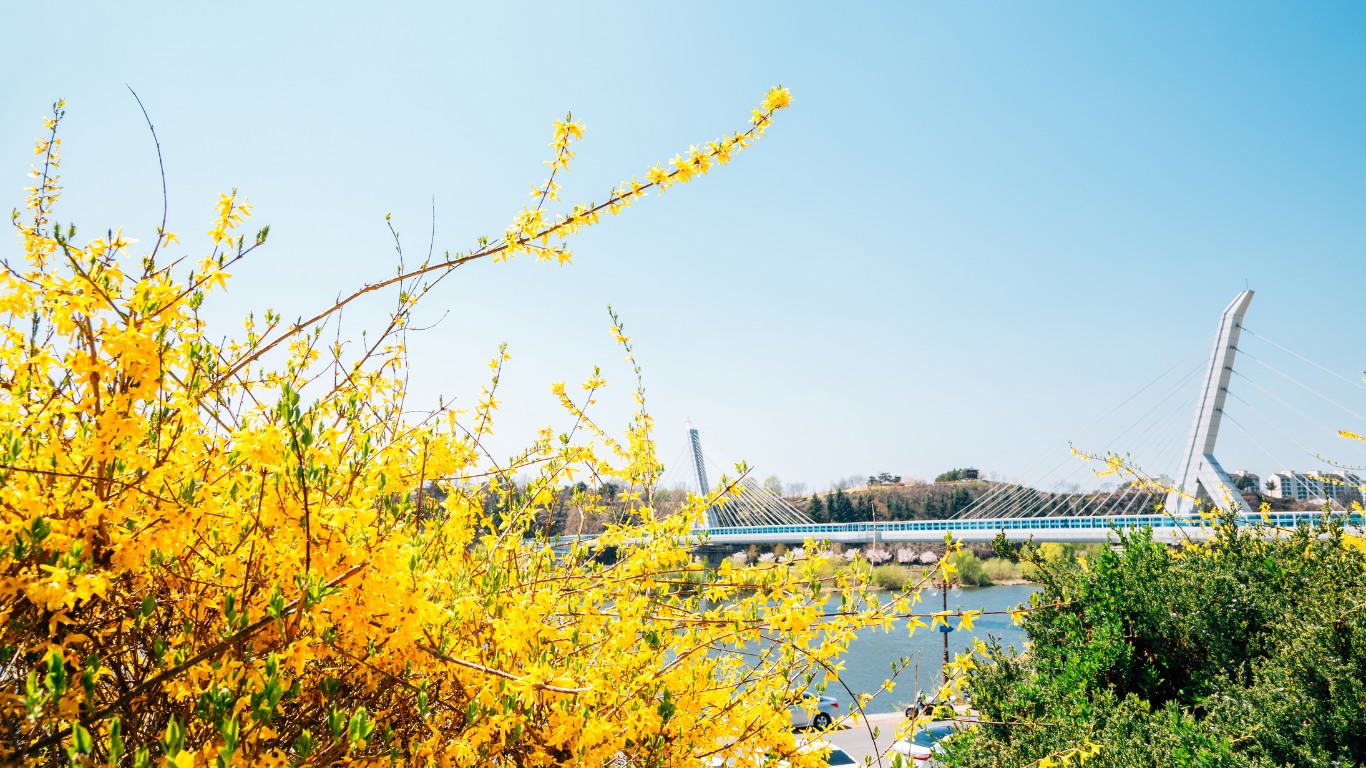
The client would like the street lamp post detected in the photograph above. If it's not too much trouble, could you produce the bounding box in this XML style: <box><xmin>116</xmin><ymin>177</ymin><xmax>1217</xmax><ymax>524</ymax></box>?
<box><xmin>938</xmin><ymin>542</ymin><xmax>959</xmax><ymax>690</ymax></box>
<box><xmin>941</xmin><ymin>559</ymin><xmax>951</xmax><ymax>686</ymax></box>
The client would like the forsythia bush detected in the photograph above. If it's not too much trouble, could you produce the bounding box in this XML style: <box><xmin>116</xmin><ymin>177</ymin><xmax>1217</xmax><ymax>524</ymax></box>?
<box><xmin>0</xmin><ymin>91</ymin><xmax>949</xmax><ymax>767</ymax></box>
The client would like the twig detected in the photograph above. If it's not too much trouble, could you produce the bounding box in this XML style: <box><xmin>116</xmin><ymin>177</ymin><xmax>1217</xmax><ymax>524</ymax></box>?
<box><xmin>125</xmin><ymin>86</ymin><xmax>169</xmax><ymax>266</ymax></box>
<box><xmin>415</xmin><ymin>644</ymin><xmax>588</xmax><ymax>694</ymax></box>
<box><xmin>16</xmin><ymin>563</ymin><xmax>366</xmax><ymax>758</ymax></box>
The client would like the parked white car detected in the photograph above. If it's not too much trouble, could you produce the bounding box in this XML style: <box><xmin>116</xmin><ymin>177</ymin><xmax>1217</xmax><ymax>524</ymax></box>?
<box><xmin>795</xmin><ymin>740</ymin><xmax>857</xmax><ymax>766</ymax></box>
<box><xmin>788</xmin><ymin>693</ymin><xmax>840</xmax><ymax>730</ymax></box>
<box><xmin>891</xmin><ymin>724</ymin><xmax>956</xmax><ymax>766</ymax></box>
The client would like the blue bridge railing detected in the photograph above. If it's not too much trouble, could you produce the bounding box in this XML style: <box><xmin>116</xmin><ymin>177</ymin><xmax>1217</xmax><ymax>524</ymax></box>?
<box><xmin>693</xmin><ymin>510</ymin><xmax>1365</xmax><ymax>539</ymax></box>
<box><xmin>540</xmin><ymin>511</ymin><xmax>1365</xmax><ymax>550</ymax></box>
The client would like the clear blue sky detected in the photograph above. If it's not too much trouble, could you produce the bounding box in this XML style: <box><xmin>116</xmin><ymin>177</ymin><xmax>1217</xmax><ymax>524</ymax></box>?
<box><xmin>4</xmin><ymin>2</ymin><xmax>1365</xmax><ymax>492</ymax></box>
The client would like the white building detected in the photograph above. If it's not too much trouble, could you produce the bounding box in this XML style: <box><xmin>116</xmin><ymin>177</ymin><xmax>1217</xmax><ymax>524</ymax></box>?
<box><xmin>1227</xmin><ymin>470</ymin><xmax>1260</xmax><ymax>492</ymax></box>
<box><xmin>1267</xmin><ymin>470</ymin><xmax>1364</xmax><ymax>505</ymax></box>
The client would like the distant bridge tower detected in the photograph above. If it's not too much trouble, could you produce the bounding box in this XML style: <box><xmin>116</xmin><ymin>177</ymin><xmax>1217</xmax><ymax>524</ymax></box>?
<box><xmin>687</xmin><ymin>424</ymin><xmax>715</xmax><ymax>529</ymax></box>
<box><xmin>1165</xmin><ymin>291</ymin><xmax>1256</xmax><ymax>516</ymax></box>
<box><xmin>688</xmin><ymin>424</ymin><xmax>711</xmax><ymax>496</ymax></box>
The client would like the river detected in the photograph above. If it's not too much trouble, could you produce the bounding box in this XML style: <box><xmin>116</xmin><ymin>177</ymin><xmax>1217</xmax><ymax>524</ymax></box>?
<box><xmin>821</xmin><ymin>583</ymin><xmax>1038</xmax><ymax>715</ymax></box>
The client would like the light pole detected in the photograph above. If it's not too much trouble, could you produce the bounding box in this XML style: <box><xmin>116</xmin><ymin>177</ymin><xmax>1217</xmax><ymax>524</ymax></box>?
<box><xmin>872</xmin><ymin>490</ymin><xmax>879</xmax><ymax>545</ymax></box>
<box><xmin>941</xmin><ymin>559</ymin><xmax>950</xmax><ymax>685</ymax></box>
<box><xmin>938</xmin><ymin>542</ymin><xmax>959</xmax><ymax>690</ymax></box>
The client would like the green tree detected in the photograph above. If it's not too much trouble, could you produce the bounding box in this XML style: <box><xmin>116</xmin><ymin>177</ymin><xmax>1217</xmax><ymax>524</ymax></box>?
<box><xmin>762</xmin><ymin>475</ymin><xmax>783</xmax><ymax>496</ymax></box>
<box><xmin>949</xmin><ymin>487</ymin><xmax>972</xmax><ymax>516</ymax></box>
<box><xmin>943</xmin><ymin>518</ymin><xmax>1366</xmax><ymax>767</ymax></box>
<box><xmin>807</xmin><ymin>494</ymin><xmax>827</xmax><ymax>523</ymax></box>
<box><xmin>828</xmin><ymin>490</ymin><xmax>855</xmax><ymax>524</ymax></box>
<box><xmin>946</xmin><ymin>551</ymin><xmax>991</xmax><ymax>586</ymax></box>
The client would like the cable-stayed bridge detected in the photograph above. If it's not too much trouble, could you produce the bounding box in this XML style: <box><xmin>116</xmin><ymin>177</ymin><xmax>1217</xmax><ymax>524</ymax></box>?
<box><xmin>669</xmin><ymin>290</ymin><xmax>1366</xmax><ymax>545</ymax></box>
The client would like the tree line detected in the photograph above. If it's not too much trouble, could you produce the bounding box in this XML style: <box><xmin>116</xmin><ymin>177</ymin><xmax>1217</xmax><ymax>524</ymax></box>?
<box><xmin>804</xmin><ymin>485</ymin><xmax>985</xmax><ymax>523</ymax></box>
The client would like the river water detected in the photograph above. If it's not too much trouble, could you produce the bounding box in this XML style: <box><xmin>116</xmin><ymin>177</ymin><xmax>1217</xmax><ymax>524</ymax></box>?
<box><xmin>820</xmin><ymin>583</ymin><xmax>1038</xmax><ymax>714</ymax></box>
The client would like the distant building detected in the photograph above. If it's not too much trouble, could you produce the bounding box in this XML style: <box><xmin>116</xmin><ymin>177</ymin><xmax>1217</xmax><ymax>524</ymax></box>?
<box><xmin>1267</xmin><ymin>470</ymin><xmax>1364</xmax><ymax>504</ymax></box>
<box><xmin>1228</xmin><ymin>470</ymin><xmax>1260</xmax><ymax>492</ymax></box>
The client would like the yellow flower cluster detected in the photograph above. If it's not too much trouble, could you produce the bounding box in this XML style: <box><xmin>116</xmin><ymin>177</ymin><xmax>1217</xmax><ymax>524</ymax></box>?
<box><xmin>495</xmin><ymin>86</ymin><xmax>793</xmax><ymax>268</ymax></box>
<box><xmin>0</xmin><ymin>89</ymin><xmax>973</xmax><ymax>768</ymax></box>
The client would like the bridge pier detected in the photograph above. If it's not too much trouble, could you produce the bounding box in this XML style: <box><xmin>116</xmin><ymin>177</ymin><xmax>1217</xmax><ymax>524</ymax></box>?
<box><xmin>693</xmin><ymin>543</ymin><xmax>732</xmax><ymax>569</ymax></box>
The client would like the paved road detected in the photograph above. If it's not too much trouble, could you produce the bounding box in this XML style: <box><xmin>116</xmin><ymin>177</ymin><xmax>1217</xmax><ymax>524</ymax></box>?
<box><xmin>812</xmin><ymin>712</ymin><xmax>961</xmax><ymax>766</ymax></box>
<box><xmin>822</xmin><ymin>712</ymin><xmax>905</xmax><ymax>765</ymax></box>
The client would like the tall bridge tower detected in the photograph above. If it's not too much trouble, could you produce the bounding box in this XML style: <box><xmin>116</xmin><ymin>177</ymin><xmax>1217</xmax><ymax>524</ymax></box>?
<box><xmin>688</xmin><ymin>424</ymin><xmax>711</xmax><ymax>497</ymax></box>
<box><xmin>1165</xmin><ymin>291</ymin><xmax>1256</xmax><ymax>516</ymax></box>
<box><xmin>687</xmin><ymin>423</ymin><xmax>715</xmax><ymax>529</ymax></box>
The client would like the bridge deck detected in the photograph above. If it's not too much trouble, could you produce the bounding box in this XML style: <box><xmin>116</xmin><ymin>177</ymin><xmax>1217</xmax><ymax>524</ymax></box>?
<box><xmin>693</xmin><ymin>511</ymin><xmax>1364</xmax><ymax>544</ymax></box>
<box><xmin>543</xmin><ymin>512</ymin><xmax>1365</xmax><ymax>551</ymax></box>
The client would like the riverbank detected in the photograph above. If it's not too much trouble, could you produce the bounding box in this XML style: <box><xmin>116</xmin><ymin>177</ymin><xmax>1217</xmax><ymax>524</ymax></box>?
<box><xmin>722</xmin><ymin>541</ymin><xmax>1103</xmax><ymax>589</ymax></box>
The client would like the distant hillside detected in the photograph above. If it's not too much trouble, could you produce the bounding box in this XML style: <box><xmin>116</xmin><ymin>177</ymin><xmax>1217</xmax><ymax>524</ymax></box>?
<box><xmin>800</xmin><ymin>481</ymin><xmax>996</xmax><ymax>523</ymax></box>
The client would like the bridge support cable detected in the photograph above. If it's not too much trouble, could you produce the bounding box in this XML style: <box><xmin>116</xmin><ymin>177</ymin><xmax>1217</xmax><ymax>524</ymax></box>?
<box><xmin>1222</xmin><ymin>412</ymin><xmax>1351</xmax><ymax>510</ymax></box>
<box><xmin>954</xmin><ymin>354</ymin><xmax>1208</xmax><ymax>520</ymax></box>
<box><xmin>1243</xmin><ymin>328</ymin><xmax>1366</xmax><ymax>395</ymax></box>
<box><xmin>971</xmin><ymin>483</ymin><xmax>1054</xmax><ymax>520</ymax></box>
<box><xmin>1237</xmin><ymin>350</ymin><xmax>1366</xmax><ymax>428</ymax></box>
<box><xmin>957</xmin><ymin>469</ymin><xmax>1068</xmax><ymax>520</ymax></box>
<box><xmin>1055</xmin><ymin>393</ymin><xmax>1193</xmax><ymax>519</ymax></box>
<box><xmin>738</xmin><ymin>476</ymin><xmax>812</xmax><ymax>521</ymax></box>
<box><xmin>1069</xmin><ymin>487</ymin><xmax>1116</xmax><ymax>519</ymax></box>
<box><xmin>1229</xmin><ymin>373</ymin><xmax>1366</xmax><ymax>463</ymax></box>
<box><xmin>971</xmin><ymin>481</ymin><xmax>1077</xmax><ymax>520</ymax></box>
<box><xmin>1112</xmin><ymin>484</ymin><xmax>1158</xmax><ymax>518</ymax></box>
<box><xmin>1073</xmin><ymin>394</ymin><xmax>1195</xmax><ymax>518</ymax></box>
<box><xmin>650</xmin><ymin>444</ymin><xmax>693</xmax><ymax>497</ymax></box>
<box><xmin>1226</xmin><ymin>388</ymin><xmax>1363</xmax><ymax>468</ymax></box>
<box><xmin>683</xmin><ymin>426</ymin><xmax>814</xmax><ymax>530</ymax></box>
<box><xmin>1226</xmin><ymin>331</ymin><xmax>1366</xmax><ymax>503</ymax></box>
<box><xmin>727</xmin><ymin>480</ymin><xmax>796</xmax><ymax>527</ymax></box>
<box><xmin>708</xmin><ymin>477</ymin><xmax>812</xmax><ymax>528</ymax></box>
<box><xmin>956</xmin><ymin>370</ymin><xmax>1200</xmax><ymax>520</ymax></box>
<box><xmin>1221</xmin><ymin>411</ymin><xmax>1342</xmax><ymax>509</ymax></box>
<box><xmin>952</xmin><ymin>330</ymin><xmax>1214</xmax><ymax>520</ymax></box>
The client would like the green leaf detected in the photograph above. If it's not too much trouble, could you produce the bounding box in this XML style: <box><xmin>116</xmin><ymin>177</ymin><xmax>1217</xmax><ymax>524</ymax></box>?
<box><xmin>656</xmin><ymin>688</ymin><xmax>676</xmax><ymax>724</ymax></box>
<box><xmin>66</xmin><ymin>724</ymin><xmax>93</xmax><ymax>758</ymax></box>
<box><xmin>43</xmin><ymin>649</ymin><xmax>66</xmax><ymax>697</ymax></box>
<box><xmin>328</xmin><ymin>706</ymin><xmax>346</xmax><ymax>740</ymax></box>
<box><xmin>293</xmin><ymin>730</ymin><xmax>315</xmax><ymax>758</ymax></box>
<box><xmin>163</xmin><ymin>716</ymin><xmax>185</xmax><ymax>756</ymax></box>
<box><xmin>348</xmin><ymin>706</ymin><xmax>375</xmax><ymax>746</ymax></box>
<box><xmin>106</xmin><ymin>717</ymin><xmax>124</xmax><ymax>762</ymax></box>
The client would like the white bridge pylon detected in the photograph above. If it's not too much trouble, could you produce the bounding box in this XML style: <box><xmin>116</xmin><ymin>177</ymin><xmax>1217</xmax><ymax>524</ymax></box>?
<box><xmin>1165</xmin><ymin>291</ymin><xmax>1256</xmax><ymax>516</ymax></box>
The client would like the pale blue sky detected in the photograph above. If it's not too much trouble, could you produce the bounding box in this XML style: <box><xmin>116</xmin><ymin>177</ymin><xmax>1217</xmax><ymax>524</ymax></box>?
<box><xmin>4</xmin><ymin>2</ymin><xmax>1365</xmax><ymax>492</ymax></box>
